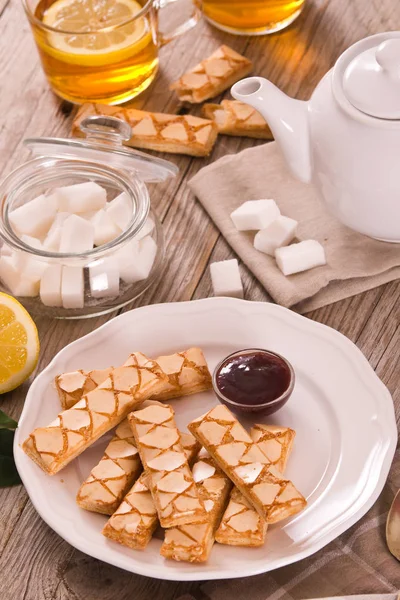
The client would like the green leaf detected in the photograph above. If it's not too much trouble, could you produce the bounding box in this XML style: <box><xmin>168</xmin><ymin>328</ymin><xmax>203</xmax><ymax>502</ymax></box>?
<box><xmin>0</xmin><ymin>409</ymin><xmax>18</xmax><ymax>430</ymax></box>
<box><xmin>0</xmin><ymin>427</ymin><xmax>21</xmax><ymax>487</ymax></box>
<box><xmin>0</xmin><ymin>456</ymin><xmax>21</xmax><ymax>487</ymax></box>
<box><xmin>0</xmin><ymin>428</ymin><xmax>14</xmax><ymax>456</ymax></box>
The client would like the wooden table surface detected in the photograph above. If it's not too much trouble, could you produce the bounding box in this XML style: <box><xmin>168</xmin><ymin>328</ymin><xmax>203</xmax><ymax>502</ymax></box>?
<box><xmin>0</xmin><ymin>0</ymin><xmax>399</xmax><ymax>598</ymax></box>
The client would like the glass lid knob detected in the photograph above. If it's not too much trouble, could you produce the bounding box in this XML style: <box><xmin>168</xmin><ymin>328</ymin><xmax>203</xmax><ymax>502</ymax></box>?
<box><xmin>79</xmin><ymin>115</ymin><xmax>132</xmax><ymax>146</ymax></box>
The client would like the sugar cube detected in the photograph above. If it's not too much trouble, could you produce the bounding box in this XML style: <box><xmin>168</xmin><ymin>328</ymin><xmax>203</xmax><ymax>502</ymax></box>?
<box><xmin>0</xmin><ymin>256</ymin><xmax>39</xmax><ymax>297</ymax></box>
<box><xmin>275</xmin><ymin>240</ymin><xmax>326</xmax><ymax>276</ymax></box>
<box><xmin>210</xmin><ymin>259</ymin><xmax>243</xmax><ymax>298</ymax></box>
<box><xmin>40</xmin><ymin>264</ymin><xmax>63</xmax><ymax>307</ymax></box>
<box><xmin>54</xmin><ymin>182</ymin><xmax>107</xmax><ymax>214</ymax></box>
<box><xmin>89</xmin><ymin>259</ymin><xmax>120</xmax><ymax>298</ymax></box>
<box><xmin>10</xmin><ymin>235</ymin><xmax>48</xmax><ymax>281</ymax></box>
<box><xmin>43</xmin><ymin>213</ymin><xmax>70</xmax><ymax>251</ymax></box>
<box><xmin>106</xmin><ymin>192</ymin><xmax>132</xmax><ymax>232</ymax></box>
<box><xmin>91</xmin><ymin>209</ymin><xmax>121</xmax><ymax>247</ymax></box>
<box><xmin>230</xmin><ymin>200</ymin><xmax>280</xmax><ymax>231</ymax></box>
<box><xmin>9</xmin><ymin>194</ymin><xmax>57</xmax><ymax>238</ymax></box>
<box><xmin>254</xmin><ymin>216</ymin><xmax>298</xmax><ymax>256</ymax></box>
<box><xmin>119</xmin><ymin>236</ymin><xmax>157</xmax><ymax>284</ymax></box>
<box><xmin>135</xmin><ymin>217</ymin><xmax>155</xmax><ymax>241</ymax></box>
<box><xmin>61</xmin><ymin>266</ymin><xmax>84</xmax><ymax>309</ymax></box>
<box><xmin>59</xmin><ymin>215</ymin><xmax>94</xmax><ymax>254</ymax></box>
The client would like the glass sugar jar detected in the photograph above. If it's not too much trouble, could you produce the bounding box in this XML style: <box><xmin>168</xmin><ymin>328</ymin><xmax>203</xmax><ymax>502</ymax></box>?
<box><xmin>0</xmin><ymin>116</ymin><xmax>177</xmax><ymax>318</ymax></box>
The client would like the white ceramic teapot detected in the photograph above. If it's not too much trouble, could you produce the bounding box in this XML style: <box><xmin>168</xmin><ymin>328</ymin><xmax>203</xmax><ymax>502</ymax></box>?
<box><xmin>232</xmin><ymin>32</ymin><xmax>400</xmax><ymax>242</ymax></box>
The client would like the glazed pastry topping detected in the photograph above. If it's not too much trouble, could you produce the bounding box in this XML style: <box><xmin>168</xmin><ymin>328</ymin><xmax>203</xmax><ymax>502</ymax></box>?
<box><xmin>76</xmin><ymin>418</ymin><xmax>142</xmax><ymax>515</ymax></box>
<box><xmin>73</xmin><ymin>104</ymin><xmax>218</xmax><ymax>157</ymax></box>
<box><xmin>215</xmin><ymin>425</ymin><xmax>295</xmax><ymax>547</ymax></box>
<box><xmin>160</xmin><ymin>448</ymin><xmax>232</xmax><ymax>563</ymax></box>
<box><xmin>170</xmin><ymin>45</ymin><xmax>253</xmax><ymax>104</ymax></box>
<box><xmin>128</xmin><ymin>403</ymin><xmax>207</xmax><ymax>528</ymax></box>
<box><xmin>188</xmin><ymin>404</ymin><xmax>306</xmax><ymax>523</ymax></box>
<box><xmin>102</xmin><ymin>432</ymin><xmax>200</xmax><ymax>550</ymax></box>
<box><xmin>202</xmin><ymin>100</ymin><xmax>273</xmax><ymax>139</ymax></box>
<box><xmin>55</xmin><ymin>367</ymin><xmax>113</xmax><ymax>410</ymax></box>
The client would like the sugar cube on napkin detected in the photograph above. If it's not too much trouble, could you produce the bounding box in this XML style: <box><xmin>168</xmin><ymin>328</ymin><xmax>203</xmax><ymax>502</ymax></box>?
<box><xmin>254</xmin><ymin>216</ymin><xmax>298</xmax><ymax>256</ymax></box>
<box><xmin>231</xmin><ymin>200</ymin><xmax>280</xmax><ymax>231</ymax></box>
<box><xmin>275</xmin><ymin>240</ymin><xmax>326</xmax><ymax>275</ymax></box>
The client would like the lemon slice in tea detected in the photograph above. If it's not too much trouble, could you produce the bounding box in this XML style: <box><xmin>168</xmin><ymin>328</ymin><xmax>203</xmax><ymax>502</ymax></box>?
<box><xmin>0</xmin><ymin>294</ymin><xmax>39</xmax><ymax>394</ymax></box>
<box><xmin>43</xmin><ymin>0</ymin><xmax>150</xmax><ymax>66</ymax></box>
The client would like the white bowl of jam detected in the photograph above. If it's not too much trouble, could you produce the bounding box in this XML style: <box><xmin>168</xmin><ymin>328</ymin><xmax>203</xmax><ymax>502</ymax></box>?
<box><xmin>213</xmin><ymin>348</ymin><xmax>295</xmax><ymax>415</ymax></box>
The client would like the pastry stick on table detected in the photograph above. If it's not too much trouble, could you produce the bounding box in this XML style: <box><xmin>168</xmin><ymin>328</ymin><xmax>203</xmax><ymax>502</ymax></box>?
<box><xmin>202</xmin><ymin>100</ymin><xmax>273</xmax><ymax>140</ymax></box>
<box><xmin>55</xmin><ymin>368</ymin><xmax>113</xmax><ymax>410</ymax></box>
<box><xmin>128</xmin><ymin>403</ymin><xmax>207</xmax><ymax>528</ymax></box>
<box><xmin>23</xmin><ymin>352</ymin><xmax>168</xmax><ymax>475</ymax></box>
<box><xmin>102</xmin><ymin>432</ymin><xmax>200</xmax><ymax>550</ymax></box>
<box><xmin>215</xmin><ymin>425</ymin><xmax>295</xmax><ymax>546</ymax></box>
<box><xmin>170</xmin><ymin>45</ymin><xmax>253</xmax><ymax>104</ymax></box>
<box><xmin>188</xmin><ymin>405</ymin><xmax>306</xmax><ymax>524</ymax></box>
<box><xmin>73</xmin><ymin>104</ymin><xmax>218</xmax><ymax>157</ymax></box>
<box><xmin>160</xmin><ymin>448</ymin><xmax>232</xmax><ymax>562</ymax></box>
<box><xmin>76</xmin><ymin>419</ymin><xmax>142</xmax><ymax>515</ymax></box>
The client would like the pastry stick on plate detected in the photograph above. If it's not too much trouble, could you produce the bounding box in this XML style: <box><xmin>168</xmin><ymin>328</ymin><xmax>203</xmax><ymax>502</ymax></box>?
<box><xmin>215</xmin><ymin>425</ymin><xmax>295</xmax><ymax>546</ymax></box>
<box><xmin>128</xmin><ymin>403</ymin><xmax>207</xmax><ymax>528</ymax></box>
<box><xmin>23</xmin><ymin>352</ymin><xmax>168</xmax><ymax>475</ymax></box>
<box><xmin>160</xmin><ymin>448</ymin><xmax>232</xmax><ymax>562</ymax></box>
<box><xmin>202</xmin><ymin>100</ymin><xmax>273</xmax><ymax>140</ymax></box>
<box><xmin>170</xmin><ymin>45</ymin><xmax>253</xmax><ymax>104</ymax></box>
<box><xmin>152</xmin><ymin>347</ymin><xmax>212</xmax><ymax>402</ymax></box>
<box><xmin>102</xmin><ymin>432</ymin><xmax>200</xmax><ymax>550</ymax></box>
<box><xmin>55</xmin><ymin>347</ymin><xmax>211</xmax><ymax>409</ymax></box>
<box><xmin>188</xmin><ymin>405</ymin><xmax>306</xmax><ymax>524</ymax></box>
<box><xmin>76</xmin><ymin>419</ymin><xmax>142</xmax><ymax>515</ymax></box>
<box><xmin>55</xmin><ymin>368</ymin><xmax>113</xmax><ymax>410</ymax></box>
<box><xmin>73</xmin><ymin>104</ymin><xmax>218</xmax><ymax>157</ymax></box>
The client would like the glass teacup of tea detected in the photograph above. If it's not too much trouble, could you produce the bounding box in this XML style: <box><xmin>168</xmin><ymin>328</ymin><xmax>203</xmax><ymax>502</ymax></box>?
<box><xmin>23</xmin><ymin>0</ymin><xmax>201</xmax><ymax>105</ymax></box>
<box><xmin>199</xmin><ymin>0</ymin><xmax>305</xmax><ymax>35</ymax></box>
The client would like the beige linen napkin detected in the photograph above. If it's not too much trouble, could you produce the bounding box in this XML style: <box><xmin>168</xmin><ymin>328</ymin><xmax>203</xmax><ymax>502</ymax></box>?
<box><xmin>189</xmin><ymin>142</ymin><xmax>400</xmax><ymax>312</ymax></box>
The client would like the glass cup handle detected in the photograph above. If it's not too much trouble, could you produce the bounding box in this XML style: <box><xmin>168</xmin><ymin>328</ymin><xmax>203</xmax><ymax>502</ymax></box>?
<box><xmin>157</xmin><ymin>0</ymin><xmax>202</xmax><ymax>46</ymax></box>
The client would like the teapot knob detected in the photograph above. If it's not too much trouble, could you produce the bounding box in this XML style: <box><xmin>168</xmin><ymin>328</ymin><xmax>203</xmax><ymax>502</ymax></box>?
<box><xmin>375</xmin><ymin>39</ymin><xmax>400</xmax><ymax>77</ymax></box>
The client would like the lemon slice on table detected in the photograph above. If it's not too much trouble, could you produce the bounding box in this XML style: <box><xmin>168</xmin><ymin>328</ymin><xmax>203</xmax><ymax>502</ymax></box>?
<box><xmin>0</xmin><ymin>294</ymin><xmax>39</xmax><ymax>394</ymax></box>
<box><xmin>43</xmin><ymin>0</ymin><xmax>149</xmax><ymax>66</ymax></box>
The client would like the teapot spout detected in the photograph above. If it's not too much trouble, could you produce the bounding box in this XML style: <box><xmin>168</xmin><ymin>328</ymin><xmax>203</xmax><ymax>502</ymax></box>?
<box><xmin>231</xmin><ymin>77</ymin><xmax>312</xmax><ymax>183</ymax></box>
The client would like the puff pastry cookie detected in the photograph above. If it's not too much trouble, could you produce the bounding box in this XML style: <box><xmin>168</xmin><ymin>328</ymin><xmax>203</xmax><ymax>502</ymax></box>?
<box><xmin>73</xmin><ymin>104</ymin><xmax>218</xmax><ymax>157</ymax></box>
<box><xmin>170</xmin><ymin>45</ymin><xmax>252</xmax><ymax>103</ymax></box>
<box><xmin>189</xmin><ymin>405</ymin><xmax>306</xmax><ymax>524</ymax></box>
<box><xmin>128</xmin><ymin>403</ymin><xmax>207</xmax><ymax>528</ymax></box>
<box><xmin>203</xmin><ymin>100</ymin><xmax>273</xmax><ymax>139</ymax></box>
<box><xmin>215</xmin><ymin>425</ymin><xmax>295</xmax><ymax>546</ymax></box>
<box><xmin>102</xmin><ymin>432</ymin><xmax>200</xmax><ymax>550</ymax></box>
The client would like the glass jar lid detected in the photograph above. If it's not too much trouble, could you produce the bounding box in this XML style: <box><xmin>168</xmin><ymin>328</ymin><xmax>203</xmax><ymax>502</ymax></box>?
<box><xmin>24</xmin><ymin>115</ymin><xmax>179</xmax><ymax>183</ymax></box>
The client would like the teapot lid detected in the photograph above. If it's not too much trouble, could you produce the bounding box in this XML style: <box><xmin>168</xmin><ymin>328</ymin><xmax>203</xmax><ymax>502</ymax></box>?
<box><xmin>342</xmin><ymin>36</ymin><xmax>400</xmax><ymax>119</ymax></box>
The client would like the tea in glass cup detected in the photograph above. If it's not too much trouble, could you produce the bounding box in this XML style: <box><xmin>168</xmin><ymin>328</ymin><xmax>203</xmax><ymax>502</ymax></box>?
<box><xmin>23</xmin><ymin>0</ymin><xmax>200</xmax><ymax>105</ymax></box>
<box><xmin>201</xmin><ymin>0</ymin><xmax>305</xmax><ymax>35</ymax></box>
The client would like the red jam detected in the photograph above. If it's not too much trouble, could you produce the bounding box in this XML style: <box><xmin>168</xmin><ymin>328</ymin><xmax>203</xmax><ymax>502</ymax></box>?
<box><xmin>215</xmin><ymin>350</ymin><xmax>292</xmax><ymax>406</ymax></box>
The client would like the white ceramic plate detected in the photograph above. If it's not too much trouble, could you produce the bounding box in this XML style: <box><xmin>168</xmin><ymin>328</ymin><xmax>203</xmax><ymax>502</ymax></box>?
<box><xmin>14</xmin><ymin>298</ymin><xmax>396</xmax><ymax>581</ymax></box>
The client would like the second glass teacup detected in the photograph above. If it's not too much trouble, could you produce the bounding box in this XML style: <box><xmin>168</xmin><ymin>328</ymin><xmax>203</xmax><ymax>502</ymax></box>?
<box><xmin>23</xmin><ymin>0</ymin><xmax>200</xmax><ymax>105</ymax></box>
